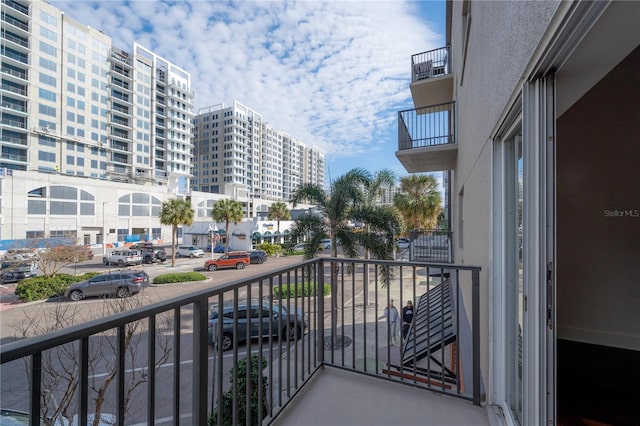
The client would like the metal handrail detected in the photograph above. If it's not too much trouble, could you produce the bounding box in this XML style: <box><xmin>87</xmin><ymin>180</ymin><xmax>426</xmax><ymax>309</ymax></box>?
<box><xmin>1</xmin><ymin>257</ymin><xmax>481</xmax><ymax>425</ymax></box>
<box><xmin>411</xmin><ymin>46</ymin><xmax>451</xmax><ymax>83</ymax></box>
<box><xmin>398</xmin><ymin>101</ymin><xmax>456</xmax><ymax>150</ymax></box>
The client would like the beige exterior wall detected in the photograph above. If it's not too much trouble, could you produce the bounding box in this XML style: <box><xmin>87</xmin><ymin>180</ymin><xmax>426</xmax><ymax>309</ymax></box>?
<box><xmin>448</xmin><ymin>0</ymin><xmax>560</xmax><ymax>396</ymax></box>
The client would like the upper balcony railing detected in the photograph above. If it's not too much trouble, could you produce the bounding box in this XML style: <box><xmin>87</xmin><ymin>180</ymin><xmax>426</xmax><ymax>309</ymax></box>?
<box><xmin>0</xmin><ymin>258</ymin><xmax>481</xmax><ymax>425</ymax></box>
<box><xmin>2</xmin><ymin>0</ymin><xmax>29</xmax><ymax>15</ymax></box>
<box><xmin>411</xmin><ymin>46</ymin><xmax>451</xmax><ymax>83</ymax></box>
<box><xmin>398</xmin><ymin>101</ymin><xmax>456</xmax><ymax>150</ymax></box>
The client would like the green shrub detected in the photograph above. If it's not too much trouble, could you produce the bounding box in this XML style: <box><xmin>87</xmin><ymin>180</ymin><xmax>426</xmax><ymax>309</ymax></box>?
<box><xmin>152</xmin><ymin>272</ymin><xmax>207</xmax><ymax>284</ymax></box>
<box><xmin>254</xmin><ymin>242</ymin><xmax>281</xmax><ymax>256</ymax></box>
<box><xmin>209</xmin><ymin>355</ymin><xmax>268</xmax><ymax>426</ymax></box>
<box><xmin>272</xmin><ymin>282</ymin><xmax>330</xmax><ymax>299</ymax></box>
<box><xmin>15</xmin><ymin>272</ymin><xmax>100</xmax><ymax>302</ymax></box>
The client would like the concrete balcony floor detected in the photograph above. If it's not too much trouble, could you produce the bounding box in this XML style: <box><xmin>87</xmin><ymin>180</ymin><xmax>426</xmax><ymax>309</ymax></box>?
<box><xmin>273</xmin><ymin>366</ymin><xmax>490</xmax><ymax>426</ymax></box>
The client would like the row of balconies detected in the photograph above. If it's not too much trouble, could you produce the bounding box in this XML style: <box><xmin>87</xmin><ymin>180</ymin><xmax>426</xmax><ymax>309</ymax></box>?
<box><xmin>396</xmin><ymin>46</ymin><xmax>456</xmax><ymax>173</ymax></box>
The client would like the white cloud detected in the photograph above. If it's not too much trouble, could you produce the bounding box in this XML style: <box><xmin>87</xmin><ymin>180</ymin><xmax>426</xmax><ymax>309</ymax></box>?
<box><xmin>52</xmin><ymin>0</ymin><xmax>443</xmax><ymax>176</ymax></box>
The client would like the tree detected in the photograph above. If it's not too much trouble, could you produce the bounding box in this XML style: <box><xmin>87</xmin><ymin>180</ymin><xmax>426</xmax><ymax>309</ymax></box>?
<box><xmin>209</xmin><ymin>355</ymin><xmax>268</xmax><ymax>426</ymax></box>
<box><xmin>159</xmin><ymin>198</ymin><xmax>194</xmax><ymax>267</ymax></box>
<box><xmin>14</xmin><ymin>297</ymin><xmax>172</xmax><ymax>426</ymax></box>
<box><xmin>267</xmin><ymin>201</ymin><xmax>290</xmax><ymax>244</ymax></box>
<box><xmin>35</xmin><ymin>244</ymin><xmax>94</xmax><ymax>277</ymax></box>
<box><xmin>356</xmin><ymin>169</ymin><xmax>398</xmax><ymax>300</ymax></box>
<box><xmin>394</xmin><ymin>174</ymin><xmax>442</xmax><ymax>233</ymax></box>
<box><xmin>290</xmin><ymin>168</ymin><xmax>401</xmax><ymax>345</ymax></box>
<box><xmin>211</xmin><ymin>199</ymin><xmax>243</xmax><ymax>253</ymax></box>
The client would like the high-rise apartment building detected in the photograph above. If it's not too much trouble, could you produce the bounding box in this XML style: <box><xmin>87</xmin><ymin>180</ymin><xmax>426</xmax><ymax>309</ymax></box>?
<box><xmin>192</xmin><ymin>101</ymin><xmax>324</xmax><ymax>201</ymax></box>
<box><xmin>0</xmin><ymin>0</ymin><xmax>194</xmax><ymax>187</ymax></box>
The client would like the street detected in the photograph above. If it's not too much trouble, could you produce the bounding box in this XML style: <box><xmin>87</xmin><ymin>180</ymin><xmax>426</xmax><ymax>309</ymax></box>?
<box><xmin>0</xmin><ymin>251</ymin><xmax>323</xmax><ymax>424</ymax></box>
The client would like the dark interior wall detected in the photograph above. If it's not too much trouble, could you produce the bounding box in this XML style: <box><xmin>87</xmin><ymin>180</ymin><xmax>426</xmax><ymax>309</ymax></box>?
<box><xmin>556</xmin><ymin>45</ymin><xmax>640</xmax><ymax>350</ymax></box>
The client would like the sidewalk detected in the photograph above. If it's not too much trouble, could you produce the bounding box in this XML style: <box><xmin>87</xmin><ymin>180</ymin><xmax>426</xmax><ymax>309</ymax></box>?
<box><xmin>0</xmin><ymin>283</ymin><xmax>22</xmax><ymax>311</ymax></box>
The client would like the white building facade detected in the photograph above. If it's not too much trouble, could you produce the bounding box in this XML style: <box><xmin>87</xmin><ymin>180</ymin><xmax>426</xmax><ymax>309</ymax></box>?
<box><xmin>192</xmin><ymin>101</ymin><xmax>325</xmax><ymax>202</ymax></box>
<box><xmin>1</xmin><ymin>0</ymin><xmax>194</xmax><ymax>187</ymax></box>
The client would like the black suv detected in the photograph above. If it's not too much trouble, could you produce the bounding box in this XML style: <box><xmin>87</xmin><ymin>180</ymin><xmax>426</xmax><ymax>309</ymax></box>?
<box><xmin>208</xmin><ymin>299</ymin><xmax>307</xmax><ymax>351</ymax></box>
<box><xmin>248</xmin><ymin>250</ymin><xmax>268</xmax><ymax>264</ymax></box>
<box><xmin>130</xmin><ymin>242</ymin><xmax>167</xmax><ymax>264</ymax></box>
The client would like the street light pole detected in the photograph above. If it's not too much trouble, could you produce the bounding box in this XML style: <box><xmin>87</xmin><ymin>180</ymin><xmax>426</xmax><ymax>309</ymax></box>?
<box><xmin>208</xmin><ymin>225</ymin><xmax>214</xmax><ymax>260</ymax></box>
<box><xmin>102</xmin><ymin>202</ymin><xmax>109</xmax><ymax>257</ymax></box>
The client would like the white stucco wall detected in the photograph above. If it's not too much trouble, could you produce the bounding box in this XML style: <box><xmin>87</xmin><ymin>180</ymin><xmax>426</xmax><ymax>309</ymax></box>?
<box><xmin>449</xmin><ymin>0</ymin><xmax>560</xmax><ymax>398</ymax></box>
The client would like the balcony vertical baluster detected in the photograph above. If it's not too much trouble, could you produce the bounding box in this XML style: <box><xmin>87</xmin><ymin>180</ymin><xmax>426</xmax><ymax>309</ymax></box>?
<box><xmin>78</xmin><ymin>337</ymin><xmax>89</xmax><ymax>426</ymax></box>
<box><xmin>317</xmin><ymin>260</ymin><xmax>325</xmax><ymax>367</ymax></box>
<box><xmin>351</xmin><ymin>262</ymin><xmax>356</xmax><ymax>369</ymax></box>
<box><xmin>173</xmin><ymin>307</ymin><xmax>180</xmax><ymax>426</ymax></box>
<box><xmin>472</xmin><ymin>269</ymin><xmax>481</xmax><ymax>406</ymax></box>
<box><xmin>193</xmin><ymin>296</ymin><xmax>209</xmax><ymax>425</ymax></box>
<box><xmin>116</xmin><ymin>325</ymin><xmax>126</xmax><ymax>425</ymax></box>
<box><xmin>244</xmin><ymin>284</ymin><xmax>252</xmax><ymax>425</ymax></box>
<box><xmin>30</xmin><ymin>352</ymin><xmax>41</xmax><ymax>426</ymax></box>
<box><xmin>257</xmin><ymin>279</ymin><xmax>265</xmax><ymax>423</ymax></box>
<box><xmin>147</xmin><ymin>316</ymin><xmax>156</xmax><ymax>423</ymax></box>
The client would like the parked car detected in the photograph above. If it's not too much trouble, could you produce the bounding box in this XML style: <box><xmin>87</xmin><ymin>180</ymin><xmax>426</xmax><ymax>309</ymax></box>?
<box><xmin>102</xmin><ymin>250</ymin><xmax>143</xmax><ymax>267</ymax></box>
<box><xmin>0</xmin><ymin>261</ymin><xmax>38</xmax><ymax>284</ymax></box>
<box><xmin>130</xmin><ymin>242</ymin><xmax>167</xmax><ymax>264</ymax></box>
<box><xmin>248</xmin><ymin>250</ymin><xmax>268</xmax><ymax>264</ymax></box>
<box><xmin>64</xmin><ymin>270</ymin><xmax>147</xmax><ymax>301</ymax></box>
<box><xmin>292</xmin><ymin>243</ymin><xmax>308</xmax><ymax>251</ymax></box>
<box><xmin>3</xmin><ymin>248</ymin><xmax>37</xmax><ymax>261</ymax></box>
<box><xmin>213</xmin><ymin>244</ymin><xmax>232</xmax><ymax>253</ymax></box>
<box><xmin>204</xmin><ymin>251</ymin><xmax>250</xmax><ymax>271</ymax></box>
<box><xmin>396</xmin><ymin>238</ymin><xmax>410</xmax><ymax>250</ymax></box>
<box><xmin>175</xmin><ymin>245</ymin><xmax>205</xmax><ymax>258</ymax></box>
<box><xmin>320</xmin><ymin>239</ymin><xmax>332</xmax><ymax>249</ymax></box>
<box><xmin>208</xmin><ymin>299</ymin><xmax>308</xmax><ymax>351</ymax></box>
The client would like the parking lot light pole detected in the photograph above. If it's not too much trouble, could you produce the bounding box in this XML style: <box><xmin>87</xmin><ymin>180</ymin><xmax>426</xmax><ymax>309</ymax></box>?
<box><xmin>208</xmin><ymin>225</ymin><xmax>214</xmax><ymax>260</ymax></box>
<box><xmin>102</xmin><ymin>202</ymin><xmax>109</xmax><ymax>257</ymax></box>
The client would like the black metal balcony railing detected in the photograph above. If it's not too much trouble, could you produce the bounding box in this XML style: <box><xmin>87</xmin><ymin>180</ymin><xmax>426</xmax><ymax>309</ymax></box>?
<box><xmin>412</xmin><ymin>46</ymin><xmax>451</xmax><ymax>83</ymax></box>
<box><xmin>0</xmin><ymin>258</ymin><xmax>481</xmax><ymax>425</ymax></box>
<box><xmin>398</xmin><ymin>101</ymin><xmax>456</xmax><ymax>150</ymax></box>
<box><xmin>2</xmin><ymin>30</ymin><xmax>29</xmax><ymax>47</ymax></box>
<box><xmin>1</xmin><ymin>100</ymin><xmax>27</xmax><ymax>112</ymax></box>
<box><xmin>2</xmin><ymin>65</ymin><xmax>28</xmax><ymax>80</ymax></box>
<box><xmin>2</xmin><ymin>13</ymin><xmax>29</xmax><ymax>31</ymax></box>
<box><xmin>3</xmin><ymin>0</ymin><xmax>30</xmax><ymax>15</ymax></box>
<box><xmin>1</xmin><ymin>46</ymin><xmax>28</xmax><ymax>64</ymax></box>
<box><xmin>2</xmin><ymin>83</ymin><xmax>27</xmax><ymax>96</ymax></box>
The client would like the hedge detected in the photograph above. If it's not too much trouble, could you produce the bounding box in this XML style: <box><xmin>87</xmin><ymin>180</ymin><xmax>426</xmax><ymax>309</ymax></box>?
<box><xmin>152</xmin><ymin>271</ymin><xmax>207</xmax><ymax>284</ymax></box>
<box><xmin>272</xmin><ymin>282</ymin><xmax>330</xmax><ymax>299</ymax></box>
<box><xmin>15</xmin><ymin>272</ymin><xmax>100</xmax><ymax>302</ymax></box>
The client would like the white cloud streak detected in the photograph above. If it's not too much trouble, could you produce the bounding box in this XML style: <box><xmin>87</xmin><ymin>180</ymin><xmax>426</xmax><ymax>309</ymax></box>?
<box><xmin>52</xmin><ymin>0</ymin><xmax>442</xmax><ymax>176</ymax></box>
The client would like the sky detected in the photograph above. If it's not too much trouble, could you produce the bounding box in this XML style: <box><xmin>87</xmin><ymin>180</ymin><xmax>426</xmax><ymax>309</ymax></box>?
<box><xmin>51</xmin><ymin>0</ymin><xmax>446</xmax><ymax>184</ymax></box>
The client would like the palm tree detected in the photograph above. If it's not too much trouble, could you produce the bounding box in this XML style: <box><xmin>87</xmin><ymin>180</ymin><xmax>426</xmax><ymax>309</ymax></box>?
<box><xmin>290</xmin><ymin>168</ymin><xmax>401</xmax><ymax>346</ymax></box>
<box><xmin>267</xmin><ymin>201</ymin><xmax>290</xmax><ymax>244</ymax></box>
<box><xmin>357</xmin><ymin>169</ymin><xmax>397</xmax><ymax>302</ymax></box>
<box><xmin>159</xmin><ymin>199</ymin><xmax>194</xmax><ymax>267</ymax></box>
<box><xmin>211</xmin><ymin>199</ymin><xmax>244</xmax><ymax>253</ymax></box>
<box><xmin>394</xmin><ymin>174</ymin><xmax>442</xmax><ymax>233</ymax></box>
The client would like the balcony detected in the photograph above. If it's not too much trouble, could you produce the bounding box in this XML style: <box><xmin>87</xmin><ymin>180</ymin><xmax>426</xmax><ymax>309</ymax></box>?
<box><xmin>396</xmin><ymin>101</ymin><xmax>457</xmax><ymax>173</ymax></box>
<box><xmin>2</xmin><ymin>0</ymin><xmax>30</xmax><ymax>16</ymax></box>
<box><xmin>0</xmin><ymin>258</ymin><xmax>485</xmax><ymax>425</ymax></box>
<box><xmin>410</xmin><ymin>46</ymin><xmax>453</xmax><ymax>107</ymax></box>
